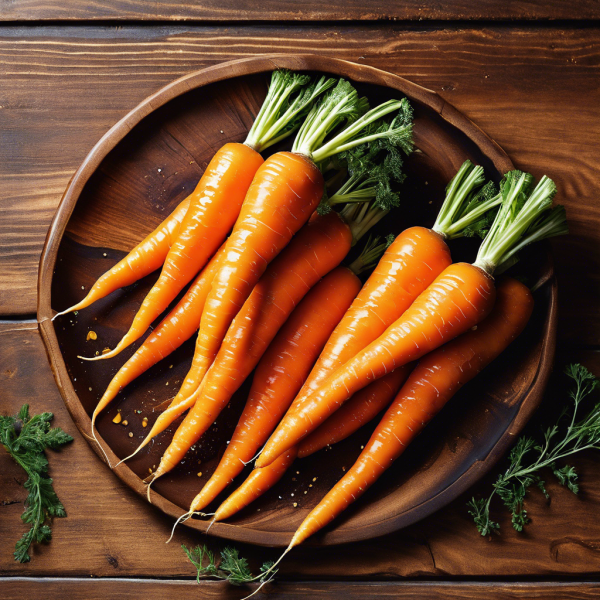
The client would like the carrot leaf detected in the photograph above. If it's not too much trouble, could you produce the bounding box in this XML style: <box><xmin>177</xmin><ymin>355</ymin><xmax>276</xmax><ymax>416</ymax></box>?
<box><xmin>245</xmin><ymin>70</ymin><xmax>333</xmax><ymax>153</ymax></box>
<box><xmin>310</xmin><ymin>97</ymin><xmax>414</xmax><ymax>163</ymax></box>
<box><xmin>1</xmin><ymin>404</ymin><xmax>73</xmax><ymax>562</ymax></box>
<box><xmin>433</xmin><ymin>160</ymin><xmax>501</xmax><ymax>240</ymax></box>
<box><xmin>292</xmin><ymin>79</ymin><xmax>369</xmax><ymax>157</ymax></box>
<box><xmin>182</xmin><ymin>543</ymin><xmax>278</xmax><ymax>587</ymax></box>
<box><xmin>474</xmin><ymin>171</ymin><xmax>567</xmax><ymax>274</ymax></box>
<box><xmin>348</xmin><ymin>233</ymin><xmax>395</xmax><ymax>275</ymax></box>
<box><xmin>468</xmin><ymin>364</ymin><xmax>599</xmax><ymax>537</ymax></box>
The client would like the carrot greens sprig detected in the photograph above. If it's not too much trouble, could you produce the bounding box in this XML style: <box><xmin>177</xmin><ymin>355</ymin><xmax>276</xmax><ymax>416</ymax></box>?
<box><xmin>182</xmin><ymin>543</ymin><xmax>276</xmax><ymax>587</ymax></box>
<box><xmin>432</xmin><ymin>160</ymin><xmax>501</xmax><ymax>240</ymax></box>
<box><xmin>0</xmin><ymin>405</ymin><xmax>73</xmax><ymax>563</ymax></box>
<box><xmin>292</xmin><ymin>79</ymin><xmax>414</xmax><ymax>164</ymax></box>
<box><xmin>244</xmin><ymin>71</ymin><xmax>334</xmax><ymax>152</ymax></box>
<box><xmin>468</xmin><ymin>364</ymin><xmax>600</xmax><ymax>536</ymax></box>
<box><xmin>474</xmin><ymin>172</ymin><xmax>567</xmax><ymax>274</ymax></box>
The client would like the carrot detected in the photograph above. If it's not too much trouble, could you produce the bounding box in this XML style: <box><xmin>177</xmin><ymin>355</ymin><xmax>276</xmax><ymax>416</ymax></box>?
<box><xmin>256</xmin><ymin>170</ymin><xmax>565</xmax><ymax>468</ymax></box>
<box><xmin>297</xmin><ymin>367</ymin><xmax>412</xmax><ymax>458</ymax></box>
<box><xmin>89</xmin><ymin>242</ymin><xmax>227</xmax><ymax>461</ymax></box>
<box><xmin>150</xmin><ymin>93</ymin><xmax>417</xmax><ymax>487</ymax></box>
<box><xmin>53</xmin><ymin>195</ymin><xmax>191</xmax><ymax>319</ymax></box>
<box><xmin>81</xmin><ymin>71</ymin><xmax>329</xmax><ymax>361</ymax></box>
<box><xmin>284</xmin><ymin>160</ymin><xmax>499</xmax><ymax>422</ymax></box>
<box><xmin>216</xmin><ymin>448</ymin><xmax>299</xmax><ymax>522</ymax></box>
<box><xmin>151</xmin><ymin>213</ymin><xmax>384</xmax><ymax>482</ymax></box>
<box><xmin>213</xmin><ymin>366</ymin><xmax>411</xmax><ymax>522</ymax></box>
<box><xmin>178</xmin><ymin>81</ymin><xmax>415</xmax><ymax>401</ymax></box>
<box><xmin>189</xmin><ymin>265</ymin><xmax>363</xmax><ymax>513</ymax></box>
<box><xmin>287</xmin><ymin>276</ymin><xmax>535</xmax><ymax>548</ymax></box>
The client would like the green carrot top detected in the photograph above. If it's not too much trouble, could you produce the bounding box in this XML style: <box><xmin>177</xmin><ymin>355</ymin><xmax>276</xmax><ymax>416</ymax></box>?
<box><xmin>244</xmin><ymin>70</ymin><xmax>335</xmax><ymax>153</ymax></box>
<box><xmin>292</xmin><ymin>79</ymin><xmax>414</xmax><ymax>164</ymax></box>
<box><xmin>474</xmin><ymin>171</ymin><xmax>568</xmax><ymax>275</ymax></box>
<box><xmin>432</xmin><ymin>160</ymin><xmax>501</xmax><ymax>240</ymax></box>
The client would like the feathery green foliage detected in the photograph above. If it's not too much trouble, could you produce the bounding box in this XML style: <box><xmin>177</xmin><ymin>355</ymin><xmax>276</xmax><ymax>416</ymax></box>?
<box><xmin>183</xmin><ymin>544</ymin><xmax>277</xmax><ymax>587</ymax></box>
<box><xmin>0</xmin><ymin>404</ymin><xmax>73</xmax><ymax>562</ymax></box>
<box><xmin>468</xmin><ymin>364</ymin><xmax>600</xmax><ymax>536</ymax></box>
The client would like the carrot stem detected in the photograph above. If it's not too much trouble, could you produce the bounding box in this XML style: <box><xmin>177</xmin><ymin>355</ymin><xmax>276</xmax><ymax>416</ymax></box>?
<box><xmin>474</xmin><ymin>173</ymin><xmax>565</xmax><ymax>274</ymax></box>
<box><xmin>245</xmin><ymin>72</ymin><xmax>334</xmax><ymax>153</ymax></box>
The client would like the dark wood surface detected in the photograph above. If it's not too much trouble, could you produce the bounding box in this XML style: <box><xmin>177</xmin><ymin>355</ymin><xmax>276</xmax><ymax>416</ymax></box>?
<box><xmin>1</xmin><ymin>5</ymin><xmax>600</xmax><ymax>598</ymax></box>
<box><xmin>39</xmin><ymin>54</ymin><xmax>558</xmax><ymax>547</ymax></box>
<box><xmin>3</xmin><ymin>1</ymin><xmax>600</xmax><ymax>22</ymax></box>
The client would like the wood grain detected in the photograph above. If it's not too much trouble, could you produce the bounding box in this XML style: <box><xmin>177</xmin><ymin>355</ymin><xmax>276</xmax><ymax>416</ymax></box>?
<box><xmin>0</xmin><ymin>25</ymin><xmax>598</xmax><ymax>348</ymax></box>
<box><xmin>2</xmin><ymin>579</ymin><xmax>600</xmax><ymax>600</ymax></box>
<box><xmin>2</xmin><ymin>1</ymin><xmax>600</xmax><ymax>22</ymax></box>
<box><xmin>38</xmin><ymin>53</ymin><xmax>554</xmax><ymax>547</ymax></box>
<box><xmin>2</xmin><ymin>322</ymin><xmax>600</xmax><ymax>578</ymax></box>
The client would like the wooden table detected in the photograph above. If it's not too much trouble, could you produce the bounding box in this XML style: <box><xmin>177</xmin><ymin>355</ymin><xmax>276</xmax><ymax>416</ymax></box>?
<box><xmin>2</xmin><ymin>3</ymin><xmax>600</xmax><ymax>598</ymax></box>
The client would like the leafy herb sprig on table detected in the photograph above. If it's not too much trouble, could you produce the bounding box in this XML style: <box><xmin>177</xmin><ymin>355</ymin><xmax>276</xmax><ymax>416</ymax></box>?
<box><xmin>0</xmin><ymin>404</ymin><xmax>73</xmax><ymax>562</ymax></box>
<box><xmin>183</xmin><ymin>544</ymin><xmax>277</xmax><ymax>587</ymax></box>
<box><xmin>468</xmin><ymin>364</ymin><xmax>600</xmax><ymax>536</ymax></box>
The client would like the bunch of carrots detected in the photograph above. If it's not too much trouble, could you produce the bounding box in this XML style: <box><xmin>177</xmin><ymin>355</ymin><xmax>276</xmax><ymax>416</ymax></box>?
<box><xmin>55</xmin><ymin>69</ymin><xmax>568</xmax><ymax>583</ymax></box>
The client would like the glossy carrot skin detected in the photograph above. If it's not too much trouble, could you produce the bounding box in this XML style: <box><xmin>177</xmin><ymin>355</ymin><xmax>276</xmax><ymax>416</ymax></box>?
<box><xmin>287</xmin><ymin>227</ymin><xmax>451</xmax><ymax>417</ymax></box>
<box><xmin>215</xmin><ymin>448</ymin><xmax>298</xmax><ymax>522</ymax></box>
<box><xmin>187</xmin><ymin>152</ymin><xmax>324</xmax><ymax>391</ymax></box>
<box><xmin>257</xmin><ymin>262</ymin><xmax>496</xmax><ymax>468</ymax></box>
<box><xmin>153</xmin><ymin>211</ymin><xmax>349</xmax><ymax>479</ymax></box>
<box><xmin>189</xmin><ymin>265</ymin><xmax>361</xmax><ymax>512</ymax></box>
<box><xmin>98</xmin><ymin>143</ymin><xmax>263</xmax><ymax>359</ymax></box>
<box><xmin>297</xmin><ymin>366</ymin><xmax>412</xmax><ymax>458</ymax></box>
<box><xmin>91</xmin><ymin>243</ymin><xmax>227</xmax><ymax>440</ymax></box>
<box><xmin>291</xmin><ymin>277</ymin><xmax>533</xmax><ymax>546</ymax></box>
<box><xmin>213</xmin><ymin>366</ymin><xmax>410</xmax><ymax>521</ymax></box>
<box><xmin>57</xmin><ymin>196</ymin><xmax>191</xmax><ymax>316</ymax></box>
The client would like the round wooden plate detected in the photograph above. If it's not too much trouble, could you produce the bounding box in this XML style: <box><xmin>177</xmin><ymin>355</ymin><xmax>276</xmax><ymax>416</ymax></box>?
<box><xmin>38</xmin><ymin>55</ymin><xmax>557</xmax><ymax>547</ymax></box>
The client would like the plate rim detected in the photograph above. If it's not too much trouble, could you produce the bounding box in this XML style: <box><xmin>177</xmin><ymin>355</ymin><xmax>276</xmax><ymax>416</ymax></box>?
<box><xmin>37</xmin><ymin>54</ymin><xmax>556</xmax><ymax>547</ymax></box>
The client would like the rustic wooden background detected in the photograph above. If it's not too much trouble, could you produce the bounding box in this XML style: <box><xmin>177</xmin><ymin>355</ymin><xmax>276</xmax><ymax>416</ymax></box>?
<box><xmin>1</xmin><ymin>2</ymin><xmax>600</xmax><ymax>598</ymax></box>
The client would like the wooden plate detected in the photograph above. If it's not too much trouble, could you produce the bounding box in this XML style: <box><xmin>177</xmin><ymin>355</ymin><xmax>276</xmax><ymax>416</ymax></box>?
<box><xmin>38</xmin><ymin>55</ymin><xmax>557</xmax><ymax>547</ymax></box>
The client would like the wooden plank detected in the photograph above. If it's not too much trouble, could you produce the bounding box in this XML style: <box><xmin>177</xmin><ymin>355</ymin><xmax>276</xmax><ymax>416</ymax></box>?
<box><xmin>0</xmin><ymin>24</ymin><xmax>599</xmax><ymax>337</ymax></box>
<box><xmin>2</xmin><ymin>1</ymin><xmax>600</xmax><ymax>23</ymax></box>
<box><xmin>2</xmin><ymin>578</ymin><xmax>600</xmax><ymax>599</ymax></box>
<box><xmin>2</xmin><ymin>321</ymin><xmax>600</xmax><ymax>578</ymax></box>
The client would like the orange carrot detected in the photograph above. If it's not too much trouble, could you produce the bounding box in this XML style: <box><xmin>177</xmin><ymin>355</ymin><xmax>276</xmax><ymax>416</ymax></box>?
<box><xmin>297</xmin><ymin>367</ymin><xmax>411</xmax><ymax>458</ymax></box>
<box><xmin>82</xmin><ymin>143</ymin><xmax>263</xmax><ymax>362</ymax></box>
<box><xmin>257</xmin><ymin>262</ymin><xmax>496</xmax><ymax>467</ymax></box>
<box><xmin>150</xmin><ymin>211</ymin><xmax>352</xmax><ymax>481</ymax></box>
<box><xmin>213</xmin><ymin>366</ymin><xmax>411</xmax><ymax>522</ymax></box>
<box><xmin>287</xmin><ymin>276</ymin><xmax>534</xmax><ymax>548</ymax></box>
<box><xmin>54</xmin><ymin>196</ymin><xmax>191</xmax><ymax>318</ymax></box>
<box><xmin>283</xmin><ymin>159</ymin><xmax>500</xmax><ymax>422</ymax></box>
<box><xmin>177</xmin><ymin>83</ymin><xmax>414</xmax><ymax>402</ymax></box>
<box><xmin>257</xmin><ymin>170</ymin><xmax>565</xmax><ymax>468</ymax></box>
<box><xmin>189</xmin><ymin>265</ymin><xmax>362</xmax><ymax>513</ymax></box>
<box><xmin>285</xmin><ymin>226</ymin><xmax>451</xmax><ymax>417</ymax></box>
<box><xmin>82</xmin><ymin>70</ymin><xmax>326</xmax><ymax>362</ymax></box>
<box><xmin>90</xmin><ymin>241</ymin><xmax>227</xmax><ymax>455</ymax></box>
<box><xmin>215</xmin><ymin>448</ymin><xmax>298</xmax><ymax>522</ymax></box>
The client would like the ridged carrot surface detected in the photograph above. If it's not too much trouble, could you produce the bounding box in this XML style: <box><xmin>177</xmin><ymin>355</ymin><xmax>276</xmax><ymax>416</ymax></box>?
<box><xmin>185</xmin><ymin>152</ymin><xmax>324</xmax><ymax>393</ymax></box>
<box><xmin>257</xmin><ymin>262</ymin><xmax>496</xmax><ymax>468</ymax></box>
<box><xmin>286</xmin><ymin>227</ymin><xmax>451</xmax><ymax>418</ymax></box>
<box><xmin>55</xmin><ymin>196</ymin><xmax>191</xmax><ymax>318</ymax></box>
<box><xmin>189</xmin><ymin>265</ymin><xmax>361</xmax><ymax>512</ymax></box>
<box><xmin>290</xmin><ymin>277</ymin><xmax>533</xmax><ymax>546</ymax></box>
<box><xmin>91</xmin><ymin>143</ymin><xmax>263</xmax><ymax>360</ymax></box>
<box><xmin>297</xmin><ymin>366</ymin><xmax>412</xmax><ymax>458</ymax></box>
<box><xmin>90</xmin><ymin>242</ymin><xmax>227</xmax><ymax>450</ymax></box>
<box><xmin>152</xmin><ymin>210</ymin><xmax>348</xmax><ymax>480</ymax></box>
<box><xmin>213</xmin><ymin>366</ymin><xmax>410</xmax><ymax>522</ymax></box>
<box><xmin>215</xmin><ymin>447</ymin><xmax>299</xmax><ymax>522</ymax></box>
